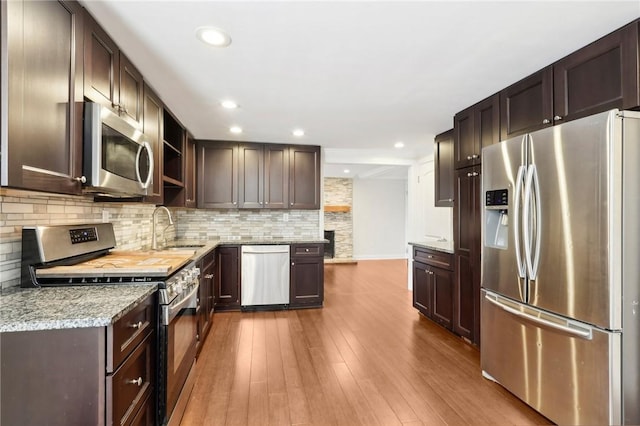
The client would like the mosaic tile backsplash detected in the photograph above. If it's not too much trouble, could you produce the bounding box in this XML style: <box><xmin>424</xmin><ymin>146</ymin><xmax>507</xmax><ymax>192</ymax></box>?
<box><xmin>0</xmin><ymin>188</ymin><xmax>320</xmax><ymax>289</ymax></box>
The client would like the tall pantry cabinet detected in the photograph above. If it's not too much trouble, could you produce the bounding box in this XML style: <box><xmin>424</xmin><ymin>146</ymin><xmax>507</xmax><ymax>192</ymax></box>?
<box><xmin>453</xmin><ymin>93</ymin><xmax>499</xmax><ymax>346</ymax></box>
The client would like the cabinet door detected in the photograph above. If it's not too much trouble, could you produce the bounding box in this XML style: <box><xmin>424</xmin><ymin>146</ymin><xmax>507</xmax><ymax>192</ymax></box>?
<box><xmin>197</xmin><ymin>142</ymin><xmax>238</xmax><ymax>209</ymax></box>
<box><xmin>554</xmin><ymin>21</ymin><xmax>639</xmax><ymax>122</ymax></box>
<box><xmin>290</xmin><ymin>256</ymin><xmax>324</xmax><ymax>308</ymax></box>
<box><xmin>183</xmin><ymin>134</ymin><xmax>197</xmax><ymax>208</ymax></box>
<box><xmin>412</xmin><ymin>261</ymin><xmax>432</xmax><ymax>317</ymax></box>
<box><xmin>289</xmin><ymin>145</ymin><xmax>320</xmax><ymax>209</ymax></box>
<box><xmin>216</xmin><ymin>246</ymin><xmax>240</xmax><ymax>310</ymax></box>
<box><xmin>434</xmin><ymin>129</ymin><xmax>454</xmax><ymax>207</ymax></box>
<box><xmin>475</xmin><ymin>94</ymin><xmax>500</xmax><ymax>149</ymax></box>
<box><xmin>453</xmin><ymin>166</ymin><xmax>481</xmax><ymax>344</ymax></box>
<box><xmin>500</xmin><ymin>67</ymin><xmax>553</xmax><ymax>140</ymax></box>
<box><xmin>454</xmin><ymin>106</ymin><xmax>475</xmax><ymax>169</ymax></box>
<box><xmin>238</xmin><ymin>143</ymin><xmax>264</xmax><ymax>209</ymax></box>
<box><xmin>264</xmin><ymin>144</ymin><xmax>289</xmax><ymax>209</ymax></box>
<box><xmin>84</xmin><ymin>11</ymin><xmax>119</xmax><ymax>110</ymax></box>
<box><xmin>119</xmin><ymin>53</ymin><xmax>144</xmax><ymax>129</ymax></box>
<box><xmin>432</xmin><ymin>267</ymin><xmax>453</xmax><ymax>330</ymax></box>
<box><xmin>143</xmin><ymin>83</ymin><xmax>163</xmax><ymax>204</ymax></box>
<box><xmin>6</xmin><ymin>0</ymin><xmax>84</xmax><ymax>194</ymax></box>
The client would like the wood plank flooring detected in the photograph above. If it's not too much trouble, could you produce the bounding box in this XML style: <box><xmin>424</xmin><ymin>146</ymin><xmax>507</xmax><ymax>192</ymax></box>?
<box><xmin>181</xmin><ymin>259</ymin><xmax>552</xmax><ymax>426</ymax></box>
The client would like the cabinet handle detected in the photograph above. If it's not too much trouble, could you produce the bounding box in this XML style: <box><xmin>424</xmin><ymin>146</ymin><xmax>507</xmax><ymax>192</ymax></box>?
<box><xmin>291</xmin><ymin>262</ymin><xmax>295</xmax><ymax>266</ymax></box>
<box><xmin>466</xmin><ymin>155</ymin><xmax>472</xmax><ymax>160</ymax></box>
<box><xmin>427</xmin><ymin>255</ymin><xmax>433</xmax><ymax>258</ymax></box>
<box><xmin>553</xmin><ymin>115</ymin><xmax>563</xmax><ymax>121</ymax></box>
<box><xmin>467</xmin><ymin>172</ymin><xmax>479</xmax><ymax>177</ymax></box>
<box><xmin>128</xmin><ymin>377</ymin><xmax>143</xmax><ymax>387</ymax></box>
<box><xmin>542</xmin><ymin>119</ymin><xmax>550</xmax><ymax>124</ymax></box>
<box><xmin>233</xmin><ymin>201</ymin><xmax>237</xmax><ymax>205</ymax></box>
<box><xmin>290</xmin><ymin>202</ymin><xmax>294</xmax><ymax>206</ymax></box>
<box><xmin>205</xmin><ymin>274</ymin><xmax>214</xmax><ymax>279</ymax></box>
<box><xmin>447</xmin><ymin>198</ymin><xmax>453</xmax><ymax>202</ymax></box>
<box><xmin>73</xmin><ymin>176</ymin><xmax>86</xmax><ymax>184</ymax></box>
<box><xmin>472</xmin><ymin>154</ymin><xmax>479</xmax><ymax>159</ymax></box>
<box><xmin>130</xmin><ymin>321</ymin><xmax>143</xmax><ymax>329</ymax></box>
<box><xmin>305</xmin><ymin>248</ymin><xmax>310</xmax><ymax>252</ymax></box>
<box><xmin>265</xmin><ymin>202</ymin><xmax>269</xmax><ymax>205</ymax></box>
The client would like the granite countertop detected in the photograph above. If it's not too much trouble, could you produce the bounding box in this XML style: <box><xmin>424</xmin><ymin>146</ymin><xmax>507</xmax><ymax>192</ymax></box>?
<box><xmin>168</xmin><ymin>238</ymin><xmax>328</xmax><ymax>262</ymax></box>
<box><xmin>409</xmin><ymin>240</ymin><xmax>455</xmax><ymax>254</ymax></box>
<box><xmin>0</xmin><ymin>284</ymin><xmax>157</xmax><ymax>333</ymax></box>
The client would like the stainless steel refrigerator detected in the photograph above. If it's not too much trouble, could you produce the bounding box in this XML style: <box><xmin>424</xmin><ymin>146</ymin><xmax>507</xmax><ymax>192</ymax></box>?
<box><xmin>481</xmin><ymin>109</ymin><xmax>640</xmax><ymax>425</ymax></box>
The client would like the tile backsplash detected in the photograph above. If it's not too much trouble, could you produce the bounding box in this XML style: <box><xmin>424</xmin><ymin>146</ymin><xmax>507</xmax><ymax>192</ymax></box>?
<box><xmin>0</xmin><ymin>188</ymin><xmax>320</xmax><ymax>289</ymax></box>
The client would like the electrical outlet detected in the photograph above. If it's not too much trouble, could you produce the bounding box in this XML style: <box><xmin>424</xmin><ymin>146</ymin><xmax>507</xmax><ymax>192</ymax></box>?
<box><xmin>283</xmin><ymin>213</ymin><xmax>289</xmax><ymax>222</ymax></box>
<box><xmin>102</xmin><ymin>209</ymin><xmax>109</xmax><ymax>223</ymax></box>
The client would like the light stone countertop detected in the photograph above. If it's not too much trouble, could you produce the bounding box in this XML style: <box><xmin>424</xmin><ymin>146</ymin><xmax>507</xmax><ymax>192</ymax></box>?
<box><xmin>1</xmin><ymin>237</ymin><xmax>326</xmax><ymax>333</ymax></box>
<box><xmin>409</xmin><ymin>240</ymin><xmax>455</xmax><ymax>254</ymax></box>
<box><xmin>0</xmin><ymin>284</ymin><xmax>157</xmax><ymax>333</ymax></box>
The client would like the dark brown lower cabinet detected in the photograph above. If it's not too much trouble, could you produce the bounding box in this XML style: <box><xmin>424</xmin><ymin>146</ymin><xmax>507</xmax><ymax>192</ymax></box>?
<box><xmin>215</xmin><ymin>246</ymin><xmax>240</xmax><ymax>311</ymax></box>
<box><xmin>412</xmin><ymin>247</ymin><xmax>453</xmax><ymax>330</ymax></box>
<box><xmin>196</xmin><ymin>249</ymin><xmax>215</xmax><ymax>355</ymax></box>
<box><xmin>290</xmin><ymin>243</ymin><xmax>325</xmax><ymax>308</ymax></box>
<box><xmin>0</xmin><ymin>293</ymin><xmax>156</xmax><ymax>426</ymax></box>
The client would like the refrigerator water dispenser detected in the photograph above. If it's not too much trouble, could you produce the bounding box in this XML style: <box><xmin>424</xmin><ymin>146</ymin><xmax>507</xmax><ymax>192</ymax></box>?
<box><xmin>485</xmin><ymin>189</ymin><xmax>508</xmax><ymax>249</ymax></box>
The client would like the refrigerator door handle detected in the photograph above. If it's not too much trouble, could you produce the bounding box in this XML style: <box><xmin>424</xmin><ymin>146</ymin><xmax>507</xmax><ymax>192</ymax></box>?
<box><xmin>484</xmin><ymin>293</ymin><xmax>593</xmax><ymax>340</ymax></box>
<box><xmin>513</xmin><ymin>164</ymin><xmax>527</xmax><ymax>280</ymax></box>
<box><xmin>530</xmin><ymin>164</ymin><xmax>542</xmax><ymax>280</ymax></box>
<box><xmin>523</xmin><ymin>164</ymin><xmax>536</xmax><ymax>279</ymax></box>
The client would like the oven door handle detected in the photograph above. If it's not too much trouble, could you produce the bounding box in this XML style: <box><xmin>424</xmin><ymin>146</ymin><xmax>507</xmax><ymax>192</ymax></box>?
<box><xmin>163</xmin><ymin>283</ymin><xmax>199</xmax><ymax>326</ymax></box>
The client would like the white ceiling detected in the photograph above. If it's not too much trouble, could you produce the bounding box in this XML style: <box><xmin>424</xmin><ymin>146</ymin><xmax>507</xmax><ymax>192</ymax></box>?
<box><xmin>81</xmin><ymin>1</ymin><xmax>640</xmax><ymax>179</ymax></box>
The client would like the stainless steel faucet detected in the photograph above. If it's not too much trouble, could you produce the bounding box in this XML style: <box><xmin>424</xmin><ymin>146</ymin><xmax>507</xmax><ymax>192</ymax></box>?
<box><xmin>152</xmin><ymin>206</ymin><xmax>174</xmax><ymax>250</ymax></box>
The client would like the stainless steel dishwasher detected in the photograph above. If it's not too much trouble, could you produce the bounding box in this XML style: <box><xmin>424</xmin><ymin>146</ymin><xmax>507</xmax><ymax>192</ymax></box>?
<box><xmin>241</xmin><ymin>245</ymin><xmax>290</xmax><ymax>308</ymax></box>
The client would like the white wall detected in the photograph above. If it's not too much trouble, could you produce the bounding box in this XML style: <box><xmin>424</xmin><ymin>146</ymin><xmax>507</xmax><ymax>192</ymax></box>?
<box><xmin>407</xmin><ymin>155</ymin><xmax>453</xmax><ymax>242</ymax></box>
<box><xmin>406</xmin><ymin>155</ymin><xmax>454</xmax><ymax>288</ymax></box>
<box><xmin>352</xmin><ymin>178</ymin><xmax>407</xmax><ymax>260</ymax></box>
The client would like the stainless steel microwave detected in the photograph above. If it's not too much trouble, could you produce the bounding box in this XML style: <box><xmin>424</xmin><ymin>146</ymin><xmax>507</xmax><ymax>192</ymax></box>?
<box><xmin>82</xmin><ymin>102</ymin><xmax>153</xmax><ymax>197</ymax></box>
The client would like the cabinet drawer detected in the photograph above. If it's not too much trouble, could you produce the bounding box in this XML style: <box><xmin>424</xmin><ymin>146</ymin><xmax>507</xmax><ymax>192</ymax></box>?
<box><xmin>108</xmin><ymin>293</ymin><xmax>155</xmax><ymax>371</ymax></box>
<box><xmin>413</xmin><ymin>247</ymin><xmax>452</xmax><ymax>270</ymax></box>
<box><xmin>108</xmin><ymin>332</ymin><xmax>155</xmax><ymax>426</ymax></box>
<box><xmin>292</xmin><ymin>244</ymin><xmax>324</xmax><ymax>257</ymax></box>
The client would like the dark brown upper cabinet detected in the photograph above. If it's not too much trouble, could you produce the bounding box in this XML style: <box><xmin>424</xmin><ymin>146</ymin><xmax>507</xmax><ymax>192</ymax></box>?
<box><xmin>500</xmin><ymin>67</ymin><xmax>553</xmax><ymax>140</ymax></box>
<box><xmin>553</xmin><ymin>20</ymin><xmax>639</xmax><ymax>123</ymax></box>
<box><xmin>434</xmin><ymin>129</ymin><xmax>454</xmax><ymax>207</ymax></box>
<box><xmin>142</xmin><ymin>83</ymin><xmax>163</xmax><ymax>205</ymax></box>
<box><xmin>501</xmin><ymin>20</ymin><xmax>640</xmax><ymax>140</ymax></box>
<box><xmin>289</xmin><ymin>145</ymin><xmax>321</xmax><ymax>209</ymax></box>
<box><xmin>197</xmin><ymin>141</ymin><xmax>239</xmax><ymax>209</ymax></box>
<box><xmin>454</xmin><ymin>94</ymin><xmax>499</xmax><ymax>169</ymax></box>
<box><xmin>84</xmin><ymin>11</ymin><xmax>143</xmax><ymax>129</ymax></box>
<box><xmin>238</xmin><ymin>143</ymin><xmax>289</xmax><ymax>209</ymax></box>
<box><xmin>198</xmin><ymin>141</ymin><xmax>318</xmax><ymax>210</ymax></box>
<box><xmin>5</xmin><ymin>0</ymin><xmax>85</xmax><ymax>195</ymax></box>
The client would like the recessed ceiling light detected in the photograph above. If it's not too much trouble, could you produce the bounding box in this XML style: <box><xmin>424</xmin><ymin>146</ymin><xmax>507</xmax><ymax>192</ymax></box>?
<box><xmin>343</xmin><ymin>169</ymin><xmax>350</xmax><ymax>174</ymax></box>
<box><xmin>230</xmin><ymin>126</ymin><xmax>242</xmax><ymax>134</ymax></box>
<box><xmin>221</xmin><ymin>100</ymin><xmax>238</xmax><ymax>109</ymax></box>
<box><xmin>292</xmin><ymin>129</ymin><xmax>305</xmax><ymax>137</ymax></box>
<box><xmin>196</xmin><ymin>26</ymin><xmax>232</xmax><ymax>47</ymax></box>
<box><xmin>394</xmin><ymin>141</ymin><xmax>405</xmax><ymax>149</ymax></box>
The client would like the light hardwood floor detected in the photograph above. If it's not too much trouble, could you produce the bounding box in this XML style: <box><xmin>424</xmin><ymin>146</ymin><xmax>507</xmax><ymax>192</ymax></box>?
<box><xmin>181</xmin><ymin>259</ymin><xmax>551</xmax><ymax>426</ymax></box>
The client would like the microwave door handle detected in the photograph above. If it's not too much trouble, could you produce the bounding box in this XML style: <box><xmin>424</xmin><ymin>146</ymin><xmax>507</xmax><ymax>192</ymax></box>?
<box><xmin>136</xmin><ymin>141</ymin><xmax>153</xmax><ymax>189</ymax></box>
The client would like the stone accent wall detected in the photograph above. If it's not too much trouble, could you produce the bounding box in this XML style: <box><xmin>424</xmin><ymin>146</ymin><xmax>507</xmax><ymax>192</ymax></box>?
<box><xmin>323</xmin><ymin>178</ymin><xmax>353</xmax><ymax>259</ymax></box>
<box><xmin>0</xmin><ymin>188</ymin><xmax>320</xmax><ymax>289</ymax></box>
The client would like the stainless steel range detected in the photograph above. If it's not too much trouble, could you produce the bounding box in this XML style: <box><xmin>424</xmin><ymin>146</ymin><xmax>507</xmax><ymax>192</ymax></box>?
<box><xmin>20</xmin><ymin>223</ymin><xmax>200</xmax><ymax>426</ymax></box>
